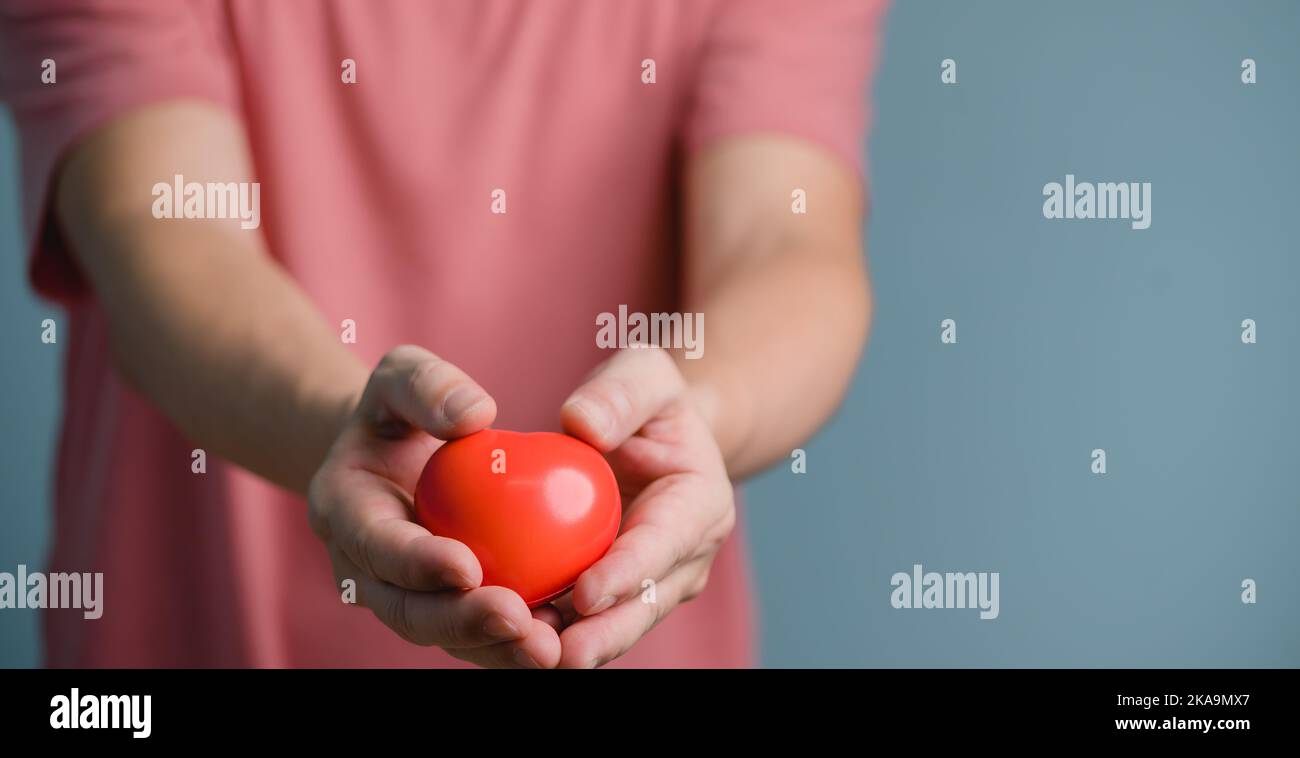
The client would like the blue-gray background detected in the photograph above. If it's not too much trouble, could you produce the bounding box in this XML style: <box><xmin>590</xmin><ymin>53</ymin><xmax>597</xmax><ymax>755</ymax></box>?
<box><xmin>2</xmin><ymin>0</ymin><xmax>1296</xmax><ymax>667</ymax></box>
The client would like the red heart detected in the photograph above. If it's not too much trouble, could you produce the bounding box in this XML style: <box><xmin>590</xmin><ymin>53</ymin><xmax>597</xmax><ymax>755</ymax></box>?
<box><xmin>414</xmin><ymin>429</ymin><xmax>621</xmax><ymax>607</ymax></box>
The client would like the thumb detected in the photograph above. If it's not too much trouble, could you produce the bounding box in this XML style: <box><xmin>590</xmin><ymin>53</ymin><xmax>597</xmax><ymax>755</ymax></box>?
<box><xmin>561</xmin><ymin>347</ymin><xmax>683</xmax><ymax>451</ymax></box>
<box><xmin>362</xmin><ymin>345</ymin><xmax>496</xmax><ymax>439</ymax></box>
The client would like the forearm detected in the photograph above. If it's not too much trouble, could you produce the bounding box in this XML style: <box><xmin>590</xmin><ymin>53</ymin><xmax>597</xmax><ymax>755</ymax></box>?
<box><xmin>678</xmin><ymin>244</ymin><xmax>870</xmax><ymax>480</ymax></box>
<box><xmin>678</xmin><ymin>135</ymin><xmax>870</xmax><ymax>480</ymax></box>
<box><xmin>56</xmin><ymin>102</ymin><xmax>368</xmax><ymax>495</ymax></box>
<box><xmin>82</xmin><ymin>223</ymin><xmax>366</xmax><ymax>493</ymax></box>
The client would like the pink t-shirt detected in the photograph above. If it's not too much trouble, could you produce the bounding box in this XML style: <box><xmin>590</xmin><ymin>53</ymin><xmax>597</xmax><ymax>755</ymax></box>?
<box><xmin>0</xmin><ymin>0</ymin><xmax>885</xmax><ymax>667</ymax></box>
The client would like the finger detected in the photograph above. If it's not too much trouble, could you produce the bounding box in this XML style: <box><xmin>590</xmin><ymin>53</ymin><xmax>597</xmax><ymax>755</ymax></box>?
<box><xmin>558</xmin><ymin>559</ymin><xmax>711</xmax><ymax>669</ymax></box>
<box><xmin>447</xmin><ymin>619</ymin><xmax>562</xmax><ymax>669</ymax></box>
<box><xmin>570</xmin><ymin>472</ymin><xmax>732</xmax><ymax>615</ymax></box>
<box><xmin>548</xmin><ymin>593</ymin><xmax>581</xmax><ymax>626</ymax></box>
<box><xmin>330</xmin><ymin>473</ymin><xmax>483</xmax><ymax>590</ymax></box>
<box><xmin>531</xmin><ymin>604</ymin><xmax>566</xmax><ymax>633</ymax></box>
<box><xmin>560</xmin><ymin>346</ymin><xmax>683</xmax><ymax>451</ymax></box>
<box><xmin>366</xmin><ymin>345</ymin><xmax>497</xmax><ymax>440</ymax></box>
<box><xmin>335</xmin><ymin>553</ymin><xmax>532</xmax><ymax>648</ymax></box>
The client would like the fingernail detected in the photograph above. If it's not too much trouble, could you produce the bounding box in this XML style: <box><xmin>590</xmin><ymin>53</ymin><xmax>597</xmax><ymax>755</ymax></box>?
<box><xmin>483</xmin><ymin>614</ymin><xmax>521</xmax><ymax>640</ymax></box>
<box><xmin>443</xmin><ymin>385</ymin><xmax>487</xmax><ymax>422</ymax></box>
<box><xmin>512</xmin><ymin>648</ymin><xmax>540</xmax><ymax>669</ymax></box>
<box><xmin>440</xmin><ymin>570</ymin><xmax>473</xmax><ymax>589</ymax></box>
<box><xmin>586</xmin><ymin>595</ymin><xmax>616</xmax><ymax>615</ymax></box>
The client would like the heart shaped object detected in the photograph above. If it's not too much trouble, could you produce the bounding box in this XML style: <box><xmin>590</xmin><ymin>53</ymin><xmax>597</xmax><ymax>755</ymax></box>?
<box><xmin>414</xmin><ymin>429</ymin><xmax>622</xmax><ymax>607</ymax></box>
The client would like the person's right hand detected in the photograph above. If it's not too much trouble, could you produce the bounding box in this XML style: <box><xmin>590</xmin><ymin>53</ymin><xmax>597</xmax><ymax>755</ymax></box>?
<box><xmin>307</xmin><ymin>346</ymin><xmax>562</xmax><ymax>668</ymax></box>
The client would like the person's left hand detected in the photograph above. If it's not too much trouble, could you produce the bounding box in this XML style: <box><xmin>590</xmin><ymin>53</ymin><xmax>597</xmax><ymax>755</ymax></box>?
<box><xmin>535</xmin><ymin>346</ymin><xmax>737</xmax><ymax>668</ymax></box>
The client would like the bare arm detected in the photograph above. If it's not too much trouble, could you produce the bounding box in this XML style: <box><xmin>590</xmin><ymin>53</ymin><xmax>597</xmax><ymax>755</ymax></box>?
<box><xmin>680</xmin><ymin>135</ymin><xmax>871</xmax><ymax>479</ymax></box>
<box><xmin>549</xmin><ymin>135</ymin><xmax>870</xmax><ymax>666</ymax></box>
<box><xmin>55</xmin><ymin>100</ymin><xmax>562</xmax><ymax>667</ymax></box>
<box><xmin>55</xmin><ymin>100</ymin><xmax>368</xmax><ymax>494</ymax></box>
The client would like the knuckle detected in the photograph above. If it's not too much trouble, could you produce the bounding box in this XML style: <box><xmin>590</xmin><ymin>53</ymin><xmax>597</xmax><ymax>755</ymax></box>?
<box><xmin>702</xmin><ymin>520</ymin><xmax>732</xmax><ymax>557</ymax></box>
<box><xmin>592</xmin><ymin>625</ymin><xmax>626</xmax><ymax>668</ymax></box>
<box><xmin>349</xmin><ymin>520</ymin><xmax>382</xmax><ymax>579</ymax></box>
<box><xmin>703</xmin><ymin>486</ymin><xmax>737</xmax><ymax>553</ymax></box>
<box><xmin>305</xmin><ymin>481</ymin><xmax>333</xmax><ymax>541</ymax></box>
<box><xmin>714</xmin><ymin>504</ymin><xmax>737</xmax><ymax>545</ymax></box>
<box><xmin>646</xmin><ymin>344</ymin><xmax>681</xmax><ymax>379</ymax></box>
<box><xmin>631</xmin><ymin>345</ymin><xmax>683</xmax><ymax>392</ymax></box>
<box><xmin>701</xmin><ymin>530</ymin><xmax>725</xmax><ymax>557</ymax></box>
<box><xmin>439</xmin><ymin>608</ymin><xmax>484</xmax><ymax>649</ymax></box>
<box><xmin>380</xmin><ymin>344</ymin><xmax>422</xmax><ymax>368</ymax></box>
<box><xmin>596</xmin><ymin>375</ymin><xmax>638</xmax><ymax>424</ymax></box>
<box><xmin>433</xmin><ymin>592</ymin><xmax>492</xmax><ymax>649</ymax></box>
<box><xmin>381</xmin><ymin>590</ymin><xmax>418</xmax><ymax>644</ymax></box>
<box><xmin>325</xmin><ymin>546</ymin><xmax>354</xmax><ymax>588</ymax></box>
<box><xmin>405</xmin><ymin>357</ymin><xmax>449</xmax><ymax>400</ymax></box>
<box><xmin>447</xmin><ymin>618</ymin><xmax>479</xmax><ymax>649</ymax></box>
<box><xmin>682</xmin><ymin>568</ymin><xmax>711</xmax><ymax>603</ymax></box>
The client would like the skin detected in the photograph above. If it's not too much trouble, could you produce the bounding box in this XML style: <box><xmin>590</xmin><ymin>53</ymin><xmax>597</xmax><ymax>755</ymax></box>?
<box><xmin>56</xmin><ymin>100</ymin><xmax>871</xmax><ymax>668</ymax></box>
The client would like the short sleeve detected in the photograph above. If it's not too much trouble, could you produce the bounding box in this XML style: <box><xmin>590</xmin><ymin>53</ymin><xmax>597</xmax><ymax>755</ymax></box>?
<box><xmin>683</xmin><ymin>0</ymin><xmax>888</xmax><ymax>177</ymax></box>
<box><xmin>0</xmin><ymin>0</ymin><xmax>239</xmax><ymax>302</ymax></box>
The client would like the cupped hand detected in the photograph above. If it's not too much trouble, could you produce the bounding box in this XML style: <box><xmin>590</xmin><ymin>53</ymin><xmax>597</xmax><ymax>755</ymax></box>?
<box><xmin>544</xmin><ymin>346</ymin><xmax>737</xmax><ymax>668</ymax></box>
<box><xmin>307</xmin><ymin>345</ymin><xmax>562</xmax><ymax>668</ymax></box>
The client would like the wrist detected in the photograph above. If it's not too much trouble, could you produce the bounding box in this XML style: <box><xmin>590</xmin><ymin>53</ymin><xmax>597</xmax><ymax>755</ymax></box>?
<box><xmin>676</xmin><ymin>354</ymin><xmax>755</xmax><ymax>477</ymax></box>
<box><xmin>295</xmin><ymin>362</ymin><xmax>369</xmax><ymax>493</ymax></box>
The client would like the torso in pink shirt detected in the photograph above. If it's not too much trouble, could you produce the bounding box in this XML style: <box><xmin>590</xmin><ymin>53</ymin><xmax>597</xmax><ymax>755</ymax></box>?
<box><xmin>0</xmin><ymin>0</ymin><xmax>883</xmax><ymax>667</ymax></box>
